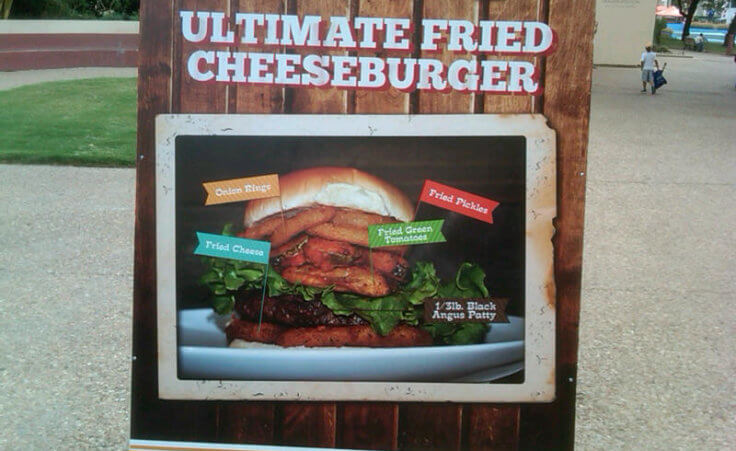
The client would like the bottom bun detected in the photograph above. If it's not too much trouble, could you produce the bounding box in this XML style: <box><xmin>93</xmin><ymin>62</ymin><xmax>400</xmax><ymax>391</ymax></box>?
<box><xmin>226</xmin><ymin>317</ymin><xmax>433</xmax><ymax>348</ymax></box>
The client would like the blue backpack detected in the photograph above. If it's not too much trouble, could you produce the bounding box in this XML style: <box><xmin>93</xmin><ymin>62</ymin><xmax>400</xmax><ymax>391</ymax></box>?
<box><xmin>653</xmin><ymin>63</ymin><xmax>667</xmax><ymax>89</ymax></box>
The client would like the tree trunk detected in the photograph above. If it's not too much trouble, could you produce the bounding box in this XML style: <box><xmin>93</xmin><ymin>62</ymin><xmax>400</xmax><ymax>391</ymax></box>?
<box><xmin>681</xmin><ymin>0</ymin><xmax>700</xmax><ymax>42</ymax></box>
<box><xmin>724</xmin><ymin>16</ymin><xmax>736</xmax><ymax>52</ymax></box>
<box><xmin>1</xmin><ymin>0</ymin><xmax>13</xmax><ymax>19</ymax></box>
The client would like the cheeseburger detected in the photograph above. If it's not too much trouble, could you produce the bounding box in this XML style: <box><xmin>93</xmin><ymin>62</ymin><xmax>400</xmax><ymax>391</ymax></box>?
<box><xmin>199</xmin><ymin>166</ymin><xmax>491</xmax><ymax>348</ymax></box>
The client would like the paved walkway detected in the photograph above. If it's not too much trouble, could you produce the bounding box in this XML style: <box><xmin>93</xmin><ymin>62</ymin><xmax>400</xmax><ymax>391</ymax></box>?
<box><xmin>578</xmin><ymin>51</ymin><xmax>735</xmax><ymax>449</ymax></box>
<box><xmin>0</xmin><ymin>67</ymin><xmax>137</xmax><ymax>90</ymax></box>
<box><xmin>0</xmin><ymin>165</ymin><xmax>135</xmax><ymax>448</ymax></box>
<box><xmin>0</xmin><ymin>52</ymin><xmax>734</xmax><ymax>448</ymax></box>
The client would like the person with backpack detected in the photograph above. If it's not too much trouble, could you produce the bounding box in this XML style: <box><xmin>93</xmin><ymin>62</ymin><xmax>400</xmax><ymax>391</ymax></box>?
<box><xmin>641</xmin><ymin>44</ymin><xmax>660</xmax><ymax>95</ymax></box>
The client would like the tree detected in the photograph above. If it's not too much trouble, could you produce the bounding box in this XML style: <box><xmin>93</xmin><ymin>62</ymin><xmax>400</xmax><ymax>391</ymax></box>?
<box><xmin>1</xmin><ymin>0</ymin><xmax>13</xmax><ymax>19</ymax></box>
<box><xmin>7</xmin><ymin>0</ymin><xmax>138</xmax><ymax>18</ymax></box>
<box><xmin>675</xmin><ymin>0</ymin><xmax>701</xmax><ymax>41</ymax></box>
<box><xmin>725</xmin><ymin>16</ymin><xmax>736</xmax><ymax>54</ymax></box>
<box><xmin>700</xmin><ymin>0</ymin><xmax>729</xmax><ymax>17</ymax></box>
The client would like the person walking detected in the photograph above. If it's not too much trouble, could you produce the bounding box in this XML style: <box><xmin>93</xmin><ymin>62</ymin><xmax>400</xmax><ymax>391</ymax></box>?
<box><xmin>694</xmin><ymin>33</ymin><xmax>705</xmax><ymax>52</ymax></box>
<box><xmin>641</xmin><ymin>44</ymin><xmax>660</xmax><ymax>95</ymax></box>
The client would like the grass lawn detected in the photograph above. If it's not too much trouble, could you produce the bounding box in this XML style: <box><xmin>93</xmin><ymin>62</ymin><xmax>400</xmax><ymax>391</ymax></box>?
<box><xmin>0</xmin><ymin>77</ymin><xmax>136</xmax><ymax>166</ymax></box>
<box><xmin>659</xmin><ymin>35</ymin><xmax>731</xmax><ymax>55</ymax></box>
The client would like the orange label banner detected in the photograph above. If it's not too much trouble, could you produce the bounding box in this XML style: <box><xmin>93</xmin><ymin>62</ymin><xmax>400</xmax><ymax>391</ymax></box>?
<box><xmin>202</xmin><ymin>174</ymin><xmax>280</xmax><ymax>205</ymax></box>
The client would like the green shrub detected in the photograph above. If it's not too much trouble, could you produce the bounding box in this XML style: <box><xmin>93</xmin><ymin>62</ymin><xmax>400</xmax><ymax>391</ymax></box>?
<box><xmin>10</xmin><ymin>0</ymin><xmax>76</xmax><ymax>18</ymax></box>
<box><xmin>9</xmin><ymin>0</ymin><xmax>138</xmax><ymax>19</ymax></box>
<box><xmin>653</xmin><ymin>18</ymin><xmax>668</xmax><ymax>45</ymax></box>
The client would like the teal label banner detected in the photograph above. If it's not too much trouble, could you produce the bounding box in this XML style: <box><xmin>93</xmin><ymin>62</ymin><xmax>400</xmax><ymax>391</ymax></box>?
<box><xmin>194</xmin><ymin>232</ymin><xmax>270</xmax><ymax>264</ymax></box>
<box><xmin>368</xmin><ymin>220</ymin><xmax>446</xmax><ymax>248</ymax></box>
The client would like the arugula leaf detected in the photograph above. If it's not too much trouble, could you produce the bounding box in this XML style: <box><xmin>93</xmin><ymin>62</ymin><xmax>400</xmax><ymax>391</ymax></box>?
<box><xmin>211</xmin><ymin>295</ymin><xmax>235</xmax><ymax>315</ymax></box>
<box><xmin>199</xmin><ymin>257</ymin><xmax>320</xmax><ymax>305</ymax></box>
<box><xmin>422</xmin><ymin>322</ymin><xmax>489</xmax><ymax>345</ymax></box>
<box><xmin>403</xmin><ymin>261</ymin><xmax>440</xmax><ymax>304</ymax></box>
<box><xmin>321</xmin><ymin>291</ymin><xmax>404</xmax><ymax>336</ymax></box>
<box><xmin>319</xmin><ymin>261</ymin><xmax>441</xmax><ymax>335</ymax></box>
<box><xmin>223</xmin><ymin>271</ymin><xmax>245</xmax><ymax>291</ymax></box>
<box><xmin>221</xmin><ymin>223</ymin><xmax>236</xmax><ymax>236</ymax></box>
<box><xmin>437</xmin><ymin>262</ymin><xmax>490</xmax><ymax>298</ymax></box>
<box><xmin>423</xmin><ymin>262</ymin><xmax>490</xmax><ymax>343</ymax></box>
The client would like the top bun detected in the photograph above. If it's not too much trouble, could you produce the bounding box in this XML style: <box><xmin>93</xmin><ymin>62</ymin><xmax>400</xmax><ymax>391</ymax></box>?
<box><xmin>244</xmin><ymin>167</ymin><xmax>414</xmax><ymax>226</ymax></box>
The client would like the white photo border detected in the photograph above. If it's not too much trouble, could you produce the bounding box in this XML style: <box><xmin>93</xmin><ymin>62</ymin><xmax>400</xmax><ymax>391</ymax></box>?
<box><xmin>155</xmin><ymin>114</ymin><xmax>556</xmax><ymax>402</ymax></box>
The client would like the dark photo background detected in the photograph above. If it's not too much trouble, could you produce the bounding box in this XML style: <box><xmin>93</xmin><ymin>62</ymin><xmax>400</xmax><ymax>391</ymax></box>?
<box><xmin>175</xmin><ymin>135</ymin><xmax>526</xmax><ymax>318</ymax></box>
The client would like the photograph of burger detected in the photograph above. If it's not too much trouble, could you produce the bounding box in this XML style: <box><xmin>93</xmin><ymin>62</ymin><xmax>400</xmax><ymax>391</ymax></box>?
<box><xmin>199</xmin><ymin>166</ymin><xmax>493</xmax><ymax>349</ymax></box>
<box><xmin>173</xmin><ymin>133</ymin><xmax>527</xmax><ymax>382</ymax></box>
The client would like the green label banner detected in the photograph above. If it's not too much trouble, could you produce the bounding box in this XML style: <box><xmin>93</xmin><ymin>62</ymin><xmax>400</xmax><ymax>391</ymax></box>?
<box><xmin>368</xmin><ymin>220</ymin><xmax>446</xmax><ymax>248</ymax></box>
<box><xmin>193</xmin><ymin>232</ymin><xmax>270</xmax><ymax>264</ymax></box>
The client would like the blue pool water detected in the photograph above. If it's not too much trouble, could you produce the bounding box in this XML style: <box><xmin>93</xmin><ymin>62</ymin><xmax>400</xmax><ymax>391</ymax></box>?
<box><xmin>665</xmin><ymin>23</ymin><xmax>727</xmax><ymax>42</ymax></box>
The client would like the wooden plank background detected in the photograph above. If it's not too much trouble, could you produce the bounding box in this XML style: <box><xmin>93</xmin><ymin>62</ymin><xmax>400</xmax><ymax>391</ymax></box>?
<box><xmin>132</xmin><ymin>0</ymin><xmax>594</xmax><ymax>448</ymax></box>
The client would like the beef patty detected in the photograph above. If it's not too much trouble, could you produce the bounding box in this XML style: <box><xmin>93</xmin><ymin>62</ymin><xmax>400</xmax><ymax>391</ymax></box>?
<box><xmin>234</xmin><ymin>291</ymin><xmax>367</xmax><ymax>327</ymax></box>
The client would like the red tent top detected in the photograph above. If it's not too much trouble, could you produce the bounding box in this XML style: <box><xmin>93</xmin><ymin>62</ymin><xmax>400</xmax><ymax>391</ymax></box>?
<box><xmin>656</xmin><ymin>6</ymin><xmax>683</xmax><ymax>17</ymax></box>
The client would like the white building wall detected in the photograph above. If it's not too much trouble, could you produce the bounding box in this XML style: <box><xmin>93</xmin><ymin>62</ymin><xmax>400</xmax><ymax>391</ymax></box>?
<box><xmin>594</xmin><ymin>0</ymin><xmax>659</xmax><ymax>65</ymax></box>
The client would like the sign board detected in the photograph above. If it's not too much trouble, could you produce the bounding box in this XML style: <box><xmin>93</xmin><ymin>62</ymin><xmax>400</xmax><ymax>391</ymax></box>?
<box><xmin>132</xmin><ymin>0</ymin><xmax>593</xmax><ymax>448</ymax></box>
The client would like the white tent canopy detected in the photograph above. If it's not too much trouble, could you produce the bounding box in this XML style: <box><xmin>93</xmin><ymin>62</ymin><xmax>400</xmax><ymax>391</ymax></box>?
<box><xmin>655</xmin><ymin>6</ymin><xmax>683</xmax><ymax>17</ymax></box>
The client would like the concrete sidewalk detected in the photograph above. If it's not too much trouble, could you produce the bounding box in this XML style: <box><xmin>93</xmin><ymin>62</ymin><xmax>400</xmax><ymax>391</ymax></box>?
<box><xmin>0</xmin><ymin>52</ymin><xmax>734</xmax><ymax>448</ymax></box>
<box><xmin>0</xmin><ymin>166</ymin><xmax>135</xmax><ymax>449</ymax></box>
<box><xmin>577</xmin><ymin>52</ymin><xmax>735</xmax><ymax>449</ymax></box>
<box><xmin>0</xmin><ymin>67</ymin><xmax>137</xmax><ymax>91</ymax></box>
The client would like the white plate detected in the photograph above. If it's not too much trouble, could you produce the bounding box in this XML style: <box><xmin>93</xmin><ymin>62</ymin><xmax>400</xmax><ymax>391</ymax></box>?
<box><xmin>178</xmin><ymin>308</ymin><xmax>524</xmax><ymax>382</ymax></box>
